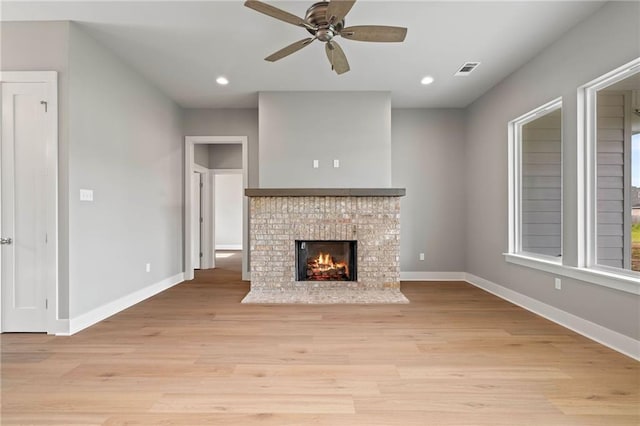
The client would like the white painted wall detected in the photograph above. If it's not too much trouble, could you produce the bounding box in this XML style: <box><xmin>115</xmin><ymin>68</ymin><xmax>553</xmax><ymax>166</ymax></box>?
<box><xmin>215</xmin><ymin>173</ymin><xmax>243</xmax><ymax>250</ymax></box>
<box><xmin>67</xmin><ymin>23</ymin><xmax>183</xmax><ymax>318</ymax></box>
<box><xmin>258</xmin><ymin>92</ymin><xmax>392</xmax><ymax>188</ymax></box>
<box><xmin>465</xmin><ymin>1</ymin><xmax>640</xmax><ymax>339</ymax></box>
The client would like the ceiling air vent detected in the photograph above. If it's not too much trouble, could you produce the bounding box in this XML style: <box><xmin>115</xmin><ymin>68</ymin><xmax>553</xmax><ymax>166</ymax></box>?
<box><xmin>454</xmin><ymin>62</ymin><xmax>481</xmax><ymax>76</ymax></box>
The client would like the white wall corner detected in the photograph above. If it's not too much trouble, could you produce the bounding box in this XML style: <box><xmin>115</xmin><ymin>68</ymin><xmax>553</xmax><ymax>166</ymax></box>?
<box><xmin>400</xmin><ymin>271</ymin><xmax>467</xmax><ymax>281</ymax></box>
<box><xmin>66</xmin><ymin>273</ymin><xmax>184</xmax><ymax>335</ymax></box>
<box><xmin>464</xmin><ymin>273</ymin><xmax>640</xmax><ymax>361</ymax></box>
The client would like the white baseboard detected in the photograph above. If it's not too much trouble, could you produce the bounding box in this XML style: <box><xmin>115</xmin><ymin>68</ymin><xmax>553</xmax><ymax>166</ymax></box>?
<box><xmin>216</xmin><ymin>245</ymin><xmax>242</xmax><ymax>250</ymax></box>
<box><xmin>465</xmin><ymin>273</ymin><xmax>640</xmax><ymax>361</ymax></box>
<box><xmin>400</xmin><ymin>271</ymin><xmax>466</xmax><ymax>281</ymax></box>
<box><xmin>62</xmin><ymin>273</ymin><xmax>184</xmax><ymax>336</ymax></box>
<box><xmin>50</xmin><ymin>319</ymin><xmax>69</xmax><ymax>335</ymax></box>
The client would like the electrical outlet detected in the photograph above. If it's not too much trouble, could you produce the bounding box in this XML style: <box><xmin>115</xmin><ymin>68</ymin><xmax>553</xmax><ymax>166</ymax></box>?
<box><xmin>79</xmin><ymin>189</ymin><xmax>93</xmax><ymax>201</ymax></box>
<box><xmin>333</xmin><ymin>159</ymin><xmax>340</xmax><ymax>168</ymax></box>
<box><xmin>146</xmin><ymin>263</ymin><xmax>151</xmax><ymax>273</ymax></box>
<box><xmin>554</xmin><ymin>278</ymin><xmax>561</xmax><ymax>290</ymax></box>
<box><xmin>419</xmin><ymin>253</ymin><xmax>425</xmax><ymax>261</ymax></box>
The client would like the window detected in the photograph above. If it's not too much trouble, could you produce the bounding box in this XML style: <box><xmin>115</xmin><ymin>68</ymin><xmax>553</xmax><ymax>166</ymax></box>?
<box><xmin>584</xmin><ymin>59</ymin><xmax>640</xmax><ymax>278</ymax></box>
<box><xmin>508</xmin><ymin>98</ymin><xmax>563</xmax><ymax>260</ymax></box>
<box><xmin>505</xmin><ymin>59</ymin><xmax>639</xmax><ymax>294</ymax></box>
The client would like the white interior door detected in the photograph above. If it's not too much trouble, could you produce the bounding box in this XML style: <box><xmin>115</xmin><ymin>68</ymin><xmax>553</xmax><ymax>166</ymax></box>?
<box><xmin>1</xmin><ymin>82</ymin><xmax>48</xmax><ymax>332</ymax></box>
<box><xmin>191</xmin><ymin>172</ymin><xmax>202</xmax><ymax>270</ymax></box>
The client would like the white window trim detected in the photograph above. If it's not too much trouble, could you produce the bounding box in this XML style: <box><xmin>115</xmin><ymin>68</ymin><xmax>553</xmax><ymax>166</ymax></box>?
<box><xmin>505</xmin><ymin>253</ymin><xmax>639</xmax><ymax>295</ymax></box>
<box><xmin>506</xmin><ymin>58</ymin><xmax>640</xmax><ymax>296</ymax></box>
<box><xmin>507</xmin><ymin>97</ymin><xmax>563</xmax><ymax>260</ymax></box>
<box><xmin>579</xmin><ymin>57</ymin><xmax>640</xmax><ymax>283</ymax></box>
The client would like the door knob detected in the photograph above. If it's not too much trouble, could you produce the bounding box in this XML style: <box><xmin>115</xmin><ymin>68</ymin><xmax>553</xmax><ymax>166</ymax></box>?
<box><xmin>0</xmin><ymin>237</ymin><xmax>12</xmax><ymax>245</ymax></box>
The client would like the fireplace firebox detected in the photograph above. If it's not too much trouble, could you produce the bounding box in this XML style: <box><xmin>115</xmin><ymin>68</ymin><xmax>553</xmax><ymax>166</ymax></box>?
<box><xmin>296</xmin><ymin>240</ymin><xmax>357</xmax><ymax>281</ymax></box>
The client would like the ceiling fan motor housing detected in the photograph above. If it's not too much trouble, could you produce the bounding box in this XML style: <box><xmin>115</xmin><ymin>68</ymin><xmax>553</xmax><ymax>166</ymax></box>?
<box><xmin>305</xmin><ymin>1</ymin><xmax>344</xmax><ymax>41</ymax></box>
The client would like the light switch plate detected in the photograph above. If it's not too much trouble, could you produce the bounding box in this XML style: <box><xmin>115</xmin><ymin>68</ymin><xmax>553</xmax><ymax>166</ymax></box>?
<box><xmin>313</xmin><ymin>160</ymin><xmax>319</xmax><ymax>168</ymax></box>
<box><xmin>80</xmin><ymin>189</ymin><xmax>93</xmax><ymax>201</ymax></box>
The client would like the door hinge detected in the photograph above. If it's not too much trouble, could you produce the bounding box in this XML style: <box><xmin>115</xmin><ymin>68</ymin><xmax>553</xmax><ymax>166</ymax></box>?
<box><xmin>45</xmin><ymin>233</ymin><xmax>48</xmax><ymax>244</ymax></box>
<box><xmin>200</xmin><ymin>217</ymin><xmax>203</xmax><ymax>223</ymax></box>
<box><xmin>45</xmin><ymin>299</ymin><xmax>48</xmax><ymax>309</ymax></box>
<box><xmin>40</xmin><ymin>100</ymin><xmax>48</xmax><ymax>112</ymax></box>
<box><xmin>200</xmin><ymin>182</ymin><xmax>203</xmax><ymax>188</ymax></box>
<box><xmin>200</xmin><ymin>252</ymin><xmax>203</xmax><ymax>258</ymax></box>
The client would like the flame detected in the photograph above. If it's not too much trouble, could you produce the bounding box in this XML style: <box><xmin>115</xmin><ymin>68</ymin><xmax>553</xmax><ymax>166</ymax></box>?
<box><xmin>309</xmin><ymin>252</ymin><xmax>349</xmax><ymax>277</ymax></box>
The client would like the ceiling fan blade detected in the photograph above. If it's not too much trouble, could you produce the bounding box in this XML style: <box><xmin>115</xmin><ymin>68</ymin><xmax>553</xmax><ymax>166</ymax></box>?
<box><xmin>325</xmin><ymin>41</ymin><xmax>350</xmax><ymax>75</ymax></box>
<box><xmin>265</xmin><ymin>38</ymin><xmax>315</xmax><ymax>62</ymax></box>
<box><xmin>341</xmin><ymin>25</ymin><xmax>407</xmax><ymax>42</ymax></box>
<box><xmin>244</xmin><ymin>0</ymin><xmax>306</xmax><ymax>27</ymax></box>
<box><xmin>326</xmin><ymin>0</ymin><xmax>357</xmax><ymax>24</ymax></box>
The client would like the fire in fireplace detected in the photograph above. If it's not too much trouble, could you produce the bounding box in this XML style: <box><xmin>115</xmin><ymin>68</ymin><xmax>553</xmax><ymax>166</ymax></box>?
<box><xmin>296</xmin><ymin>240</ymin><xmax>357</xmax><ymax>281</ymax></box>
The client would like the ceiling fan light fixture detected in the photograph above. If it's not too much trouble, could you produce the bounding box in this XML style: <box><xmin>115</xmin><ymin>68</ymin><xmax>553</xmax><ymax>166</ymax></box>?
<box><xmin>216</xmin><ymin>76</ymin><xmax>229</xmax><ymax>86</ymax></box>
<box><xmin>421</xmin><ymin>76</ymin><xmax>434</xmax><ymax>85</ymax></box>
<box><xmin>244</xmin><ymin>0</ymin><xmax>407</xmax><ymax>75</ymax></box>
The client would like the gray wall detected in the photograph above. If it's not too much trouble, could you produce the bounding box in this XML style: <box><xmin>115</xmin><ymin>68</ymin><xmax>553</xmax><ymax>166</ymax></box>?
<box><xmin>392</xmin><ymin>109</ymin><xmax>467</xmax><ymax>272</ymax></box>
<box><xmin>258</xmin><ymin>92</ymin><xmax>392</xmax><ymax>188</ymax></box>
<box><xmin>183</xmin><ymin>108</ymin><xmax>258</xmax><ymax>187</ymax></box>
<box><xmin>209</xmin><ymin>144</ymin><xmax>242</xmax><ymax>169</ymax></box>
<box><xmin>1</xmin><ymin>22</ymin><xmax>185</xmax><ymax>319</ymax></box>
<box><xmin>193</xmin><ymin>144</ymin><xmax>210</xmax><ymax>168</ymax></box>
<box><xmin>67</xmin><ymin>23</ymin><xmax>183</xmax><ymax>317</ymax></box>
<box><xmin>465</xmin><ymin>1</ymin><xmax>640</xmax><ymax>339</ymax></box>
<box><xmin>1</xmin><ymin>21</ymin><xmax>72</xmax><ymax>316</ymax></box>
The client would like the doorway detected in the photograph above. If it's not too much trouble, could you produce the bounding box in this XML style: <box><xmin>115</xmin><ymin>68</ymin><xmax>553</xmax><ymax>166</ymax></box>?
<box><xmin>184</xmin><ymin>136</ymin><xmax>249</xmax><ymax>281</ymax></box>
<box><xmin>1</xmin><ymin>71</ymin><xmax>58</xmax><ymax>333</ymax></box>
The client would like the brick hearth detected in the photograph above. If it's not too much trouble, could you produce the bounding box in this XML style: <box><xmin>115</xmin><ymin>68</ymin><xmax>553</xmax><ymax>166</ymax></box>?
<box><xmin>243</xmin><ymin>189</ymin><xmax>407</xmax><ymax>304</ymax></box>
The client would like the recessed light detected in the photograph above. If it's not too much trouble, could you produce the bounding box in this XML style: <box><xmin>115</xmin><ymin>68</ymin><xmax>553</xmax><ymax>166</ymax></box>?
<box><xmin>421</xmin><ymin>76</ymin><xmax>434</xmax><ymax>85</ymax></box>
<box><xmin>216</xmin><ymin>76</ymin><xmax>229</xmax><ymax>86</ymax></box>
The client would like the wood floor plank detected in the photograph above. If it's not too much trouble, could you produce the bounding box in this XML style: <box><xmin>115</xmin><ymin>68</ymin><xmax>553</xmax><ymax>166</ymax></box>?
<box><xmin>150</xmin><ymin>393</ymin><xmax>356</xmax><ymax>414</ymax></box>
<box><xmin>1</xmin><ymin>252</ymin><xmax>638</xmax><ymax>425</ymax></box>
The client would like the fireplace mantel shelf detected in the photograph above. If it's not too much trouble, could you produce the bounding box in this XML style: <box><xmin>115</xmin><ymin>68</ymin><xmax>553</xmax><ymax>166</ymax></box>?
<box><xmin>245</xmin><ymin>188</ymin><xmax>406</xmax><ymax>197</ymax></box>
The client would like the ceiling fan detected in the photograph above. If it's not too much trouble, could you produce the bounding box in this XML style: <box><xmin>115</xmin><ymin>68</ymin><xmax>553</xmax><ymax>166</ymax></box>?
<box><xmin>244</xmin><ymin>0</ymin><xmax>407</xmax><ymax>75</ymax></box>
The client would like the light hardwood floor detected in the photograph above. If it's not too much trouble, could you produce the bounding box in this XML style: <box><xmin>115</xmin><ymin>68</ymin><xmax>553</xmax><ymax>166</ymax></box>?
<box><xmin>1</xmin><ymin>252</ymin><xmax>639</xmax><ymax>425</ymax></box>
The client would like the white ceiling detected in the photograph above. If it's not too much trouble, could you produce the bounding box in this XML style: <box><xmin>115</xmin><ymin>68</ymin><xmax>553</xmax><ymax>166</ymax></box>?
<box><xmin>2</xmin><ymin>1</ymin><xmax>605</xmax><ymax>108</ymax></box>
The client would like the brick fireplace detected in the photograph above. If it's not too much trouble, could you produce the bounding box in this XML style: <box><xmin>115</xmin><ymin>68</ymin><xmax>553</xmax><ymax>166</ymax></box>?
<box><xmin>243</xmin><ymin>188</ymin><xmax>408</xmax><ymax>303</ymax></box>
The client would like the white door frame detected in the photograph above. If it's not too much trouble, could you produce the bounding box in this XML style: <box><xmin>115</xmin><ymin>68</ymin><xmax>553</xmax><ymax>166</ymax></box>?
<box><xmin>192</xmin><ymin>164</ymin><xmax>215</xmax><ymax>270</ymax></box>
<box><xmin>0</xmin><ymin>71</ymin><xmax>59</xmax><ymax>333</ymax></box>
<box><xmin>184</xmin><ymin>136</ymin><xmax>249</xmax><ymax>281</ymax></box>
<box><xmin>191</xmin><ymin>169</ymin><xmax>203</xmax><ymax>270</ymax></box>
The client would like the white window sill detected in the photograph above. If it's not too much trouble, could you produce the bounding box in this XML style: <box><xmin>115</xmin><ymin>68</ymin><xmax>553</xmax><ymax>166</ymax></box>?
<box><xmin>504</xmin><ymin>253</ymin><xmax>640</xmax><ymax>295</ymax></box>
